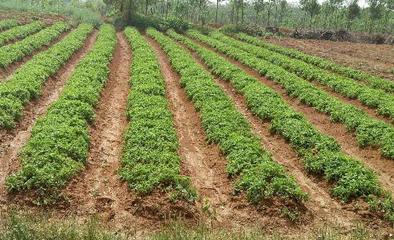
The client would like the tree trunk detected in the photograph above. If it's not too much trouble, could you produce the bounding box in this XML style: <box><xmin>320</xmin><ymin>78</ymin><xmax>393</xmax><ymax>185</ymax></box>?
<box><xmin>216</xmin><ymin>0</ymin><xmax>219</xmax><ymax>23</ymax></box>
<box><xmin>121</xmin><ymin>0</ymin><xmax>132</xmax><ymax>22</ymax></box>
<box><xmin>145</xmin><ymin>0</ymin><xmax>148</xmax><ymax>15</ymax></box>
<box><xmin>231</xmin><ymin>0</ymin><xmax>235</xmax><ymax>24</ymax></box>
<box><xmin>235</xmin><ymin>0</ymin><xmax>239</xmax><ymax>25</ymax></box>
<box><xmin>241</xmin><ymin>0</ymin><xmax>244</xmax><ymax>24</ymax></box>
<box><xmin>274</xmin><ymin>1</ymin><xmax>278</xmax><ymax>26</ymax></box>
<box><xmin>165</xmin><ymin>0</ymin><xmax>169</xmax><ymax>19</ymax></box>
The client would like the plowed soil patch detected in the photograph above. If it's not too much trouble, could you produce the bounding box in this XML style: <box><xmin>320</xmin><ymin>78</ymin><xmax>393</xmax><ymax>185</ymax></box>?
<box><xmin>267</xmin><ymin>37</ymin><xmax>394</xmax><ymax>80</ymax></box>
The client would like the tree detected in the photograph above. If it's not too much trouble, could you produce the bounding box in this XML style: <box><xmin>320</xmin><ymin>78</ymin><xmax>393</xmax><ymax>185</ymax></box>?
<box><xmin>103</xmin><ymin>0</ymin><xmax>134</xmax><ymax>21</ymax></box>
<box><xmin>346</xmin><ymin>0</ymin><xmax>360</xmax><ymax>30</ymax></box>
<box><xmin>253</xmin><ymin>0</ymin><xmax>265</xmax><ymax>23</ymax></box>
<box><xmin>215</xmin><ymin>0</ymin><xmax>222</xmax><ymax>23</ymax></box>
<box><xmin>278</xmin><ymin>0</ymin><xmax>287</xmax><ymax>25</ymax></box>
<box><xmin>300</xmin><ymin>0</ymin><xmax>321</xmax><ymax>28</ymax></box>
<box><xmin>266</xmin><ymin>0</ymin><xmax>274</xmax><ymax>26</ymax></box>
<box><xmin>368</xmin><ymin>0</ymin><xmax>385</xmax><ymax>32</ymax></box>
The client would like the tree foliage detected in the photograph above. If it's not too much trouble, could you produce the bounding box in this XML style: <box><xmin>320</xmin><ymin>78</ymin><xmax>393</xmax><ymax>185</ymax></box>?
<box><xmin>0</xmin><ymin>0</ymin><xmax>392</xmax><ymax>33</ymax></box>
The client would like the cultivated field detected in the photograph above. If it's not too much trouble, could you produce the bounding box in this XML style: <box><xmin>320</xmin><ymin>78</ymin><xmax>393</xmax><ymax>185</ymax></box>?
<box><xmin>267</xmin><ymin>37</ymin><xmax>394</xmax><ymax>80</ymax></box>
<box><xmin>0</xmin><ymin>15</ymin><xmax>394</xmax><ymax>239</ymax></box>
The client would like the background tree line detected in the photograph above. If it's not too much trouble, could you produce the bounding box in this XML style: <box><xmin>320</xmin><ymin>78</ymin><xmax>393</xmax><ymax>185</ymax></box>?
<box><xmin>1</xmin><ymin>0</ymin><xmax>393</xmax><ymax>34</ymax></box>
<box><xmin>106</xmin><ymin>0</ymin><xmax>394</xmax><ymax>34</ymax></box>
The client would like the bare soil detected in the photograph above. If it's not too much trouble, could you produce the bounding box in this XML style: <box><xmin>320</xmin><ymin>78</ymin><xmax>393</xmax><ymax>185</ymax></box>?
<box><xmin>1</xmin><ymin>29</ymin><xmax>394</xmax><ymax>238</ymax></box>
<box><xmin>146</xmin><ymin>36</ymin><xmax>300</xmax><ymax>230</ymax></box>
<box><xmin>312</xmin><ymin>81</ymin><xmax>393</xmax><ymax>125</ymax></box>
<box><xmin>0</xmin><ymin>10</ymin><xmax>69</xmax><ymax>25</ymax></box>
<box><xmin>188</xmin><ymin>36</ymin><xmax>394</xmax><ymax>219</ymax></box>
<box><xmin>177</xmin><ymin>38</ymin><xmax>378</xmax><ymax>227</ymax></box>
<box><xmin>0</xmin><ymin>30</ymin><xmax>98</xmax><ymax>203</ymax></box>
<box><xmin>144</xmin><ymin>35</ymin><xmax>394</xmax><ymax>235</ymax></box>
<box><xmin>58</xmin><ymin>33</ymin><xmax>196</xmax><ymax>235</ymax></box>
<box><xmin>0</xmin><ymin>27</ymin><xmax>43</xmax><ymax>48</ymax></box>
<box><xmin>62</xmin><ymin>32</ymin><xmax>134</xmax><ymax>228</ymax></box>
<box><xmin>267</xmin><ymin>37</ymin><xmax>394</xmax><ymax>80</ymax></box>
<box><xmin>240</xmin><ymin>38</ymin><xmax>393</xmax><ymax>124</ymax></box>
<box><xmin>146</xmin><ymin>36</ymin><xmax>232</xmax><ymax>223</ymax></box>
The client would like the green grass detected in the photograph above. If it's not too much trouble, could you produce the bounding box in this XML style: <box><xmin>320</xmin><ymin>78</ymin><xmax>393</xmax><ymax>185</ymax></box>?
<box><xmin>0</xmin><ymin>212</ymin><xmax>125</xmax><ymax>240</ymax></box>
<box><xmin>0</xmin><ymin>211</ymin><xmax>389</xmax><ymax>240</ymax></box>
<box><xmin>0</xmin><ymin>1</ymin><xmax>102</xmax><ymax>26</ymax></box>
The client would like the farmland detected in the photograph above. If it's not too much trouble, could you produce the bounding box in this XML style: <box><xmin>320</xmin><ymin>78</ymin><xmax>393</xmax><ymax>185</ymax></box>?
<box><xmin>0</xmin><ymin>14</ymin><xmax>394</xmax><ymax>239</ymax></box>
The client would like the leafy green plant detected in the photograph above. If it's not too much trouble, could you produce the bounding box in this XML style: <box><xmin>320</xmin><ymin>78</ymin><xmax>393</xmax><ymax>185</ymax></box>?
<box><xmin>5</xmin><ymin>24</ymin><xmax>115</xmax><ymax>194</ymax></box>
<box><xmin>280</xmin><ymin>207</ymin><xmax>300</xmax><ymax>222</ymax></box>
<box><xmin>186</xmin><ymin>30</ymin><xmax>394</xmax><ymax>160</ymax></box>
<box><xmin>0</xmin><ymin>19</ymin><xmax>18</xmax><ymax>31</ymax></box>
<box><xmin>211</xmin><ymin>32</ymin><xmax>394</xmax><ymax>120</ymax></box>
<box><xmin>0</xmin><ymin>21</ymin><xmax>69</xmax><ymax>68</ymax></box>
<box><xmin>148</xmin><ymin>28</ymin><xmax>307</xmax><ymax>205</ymax></box>
<box><xmin>236</xmin><ymin>33</ymin><xmax>394</xmax><ymax>94</ymax></box>
<box><xmin>169</xmin><ymin>30</ymin><xmax>394</xmax><ymax>221</ymax></box>
<box><xmin>0</xmin><ymin>21</ymin><xmax>43</xmax><ymax>46</ymax></box>
<box><xmin>121</xmin><ymin>27</ymin><xmax>196</xmax><ymax>202</ymax></box>
<box><xmin>0</xmin><ymin>23</ymin><xmax>93</xmax><ymax>129</ymax></box>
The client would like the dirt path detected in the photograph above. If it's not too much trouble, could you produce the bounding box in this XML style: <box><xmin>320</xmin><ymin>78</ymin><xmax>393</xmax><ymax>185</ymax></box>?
<box><xmin>177</xmin><ymin>40</ymin><xmax>361</xmax><ymax>228</ymax></box>
<box><xmin>0</xmin><ymin>30</ymin><xmax>98</xmax><ymax>202</ymax></box>
<box><xmin>267</xmin><ymin>38</ymin><xmax>394</xmax><ymax>80</ymax></box>
<box><xmin>146</xmin><ymin>36</ymin><xmax>237</xmax><ymax>225</ymax></box>
<box><xmin>63</xmin><ymin>32</ymin><xmax>133</xmax><ymax>227</ymax></box>
<box><xmin>189</xmin><ymin>38</ymin><xmax>394</xmax><ymax>196</ymax></box>
<box><xmin>147</xmin><ymin>35</ymin><xmax>331</xmax><ymax>231</ymax></box>
<box><xmin>0</xmin><ymin>29</ymin><xmax>70</xmax><ymax>80</ymax></box>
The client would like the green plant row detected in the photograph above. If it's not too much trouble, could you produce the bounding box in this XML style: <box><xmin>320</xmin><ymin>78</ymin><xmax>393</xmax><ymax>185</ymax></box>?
<box><xmin>236</xmin><ymin>33</ymin><xmax>394</xmax><ymax>95</ymax></box>
<box><xmin>169</xmin><ymin>29</ymin><xmax>375</xmax><ymax>202</ymax></box>
<box><xmin>0</xmin><ymin>19</ymin><xmax>18</xmax><ymax>31</ymax></box>
<box><xmin>187</xmin><ymin>30</ymin><xmax>394</xmax><ymax>160</ymax></box>
<box><xmin>121</xmin><ymin>27</ymin><xmax>196</xmax><ymax>202</ymax></box>
<box><xmin>0</xmin><ymin>21</ymin><xmax>43</xmax><ymax>47</ymax></box>
<box><xmin>210</xmin><ymin>32</ymin><xmax>394</xmax><ymax>120</ymax></box>
<box><xmin>6</xmin><ymin>24</ymin><xmax>116</xmax><ymax>192</ymax></box>
<box><xmin>0</xmin><ymin>24</ymin><xmax>93</xmax><ymax>129</ymax></box>
<box><xmin>168</xmin><ymin>30</ymin><xmax>394</xmax><ymax>222</ymax></box>
<box><xmin>148</xmin><ymin>28</ymin><xmax>307</xmax><ymax>205</ymax></box>
<box><xmin>0</xmin><ymin>21</ymin><xmax>69</xmax><ymax>68</ymax></box>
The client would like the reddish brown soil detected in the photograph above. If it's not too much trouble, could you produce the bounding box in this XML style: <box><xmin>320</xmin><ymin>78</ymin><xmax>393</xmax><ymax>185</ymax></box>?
<box><xmin>62</xmin><ymin>32</ymin><xmax>134</xmax><ymax>227</ymax></box>
<box><xmin>238</xmin><ymin>38</ymin><xmax>393</xmax><ymax>124</ymax></box>
<box><xmin>188</xmin><ymin>36</ymin><xmax>394</xmax><ymax>207</ymax></box>
<box><xmin>1</xmin><ymin>28</ymin><xmax>394</xmax><ymax>237</ymax></box>
<box><xmin>0</xmin><ymin>20</ymin><xmax>56</xmax><ymax>48</ymax></box>
<box><xmin>147</xmin><ymin>35</ymin><xmax>330</xmax><ymax>232</ymax></box>
<box><xmin>267</xmin><ymin>37</ymin><xmax>394</xmax><ymax>80</ymax></box>
<box><xmin>147</xmin><ymin>36</ymin><xmax>261</xmax><ymax>228</ymax></box>
<box><xmin>0</xmin><ymin>10</ymin><xmax>69</xmax><ymax>25</ymax></box>
<box><xmin>0</xmin><ymin>31</ymin><xmax>98</xmax><ymax>202</ymax></box>
<box><xmin>61</xmin><ymin>32</ymin><xmax>198</xmax><ymax>234</ymax></box>
<box><xmin>312</xmin><ymin>81</ymin><xmax>393</xmax><ymax>125</ymax></box>
<box><xmin>0</xmin><ymin>29</ymin><xmax>71</xmax><ymax>80</ymax></box>
<box><xmin>146</xmin><ymin>36</ymin><xmax>231</xmax><ymax>218</ymax></box>
<box><xmin>177</xmin><ymin>39</ymin><xmax>369</xmax><ymax>226</ymax></box>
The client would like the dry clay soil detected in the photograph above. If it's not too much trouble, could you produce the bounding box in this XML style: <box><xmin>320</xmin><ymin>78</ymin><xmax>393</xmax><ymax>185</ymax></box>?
<box><xmin>268</xmin><ymin>37</ymin><xmax>394</xmax><ymax>80</ymax></box>
<box><xmin>0</xmin><ymin>30</ymin><xmax>393</xmax><ymax>238</ymax></box>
